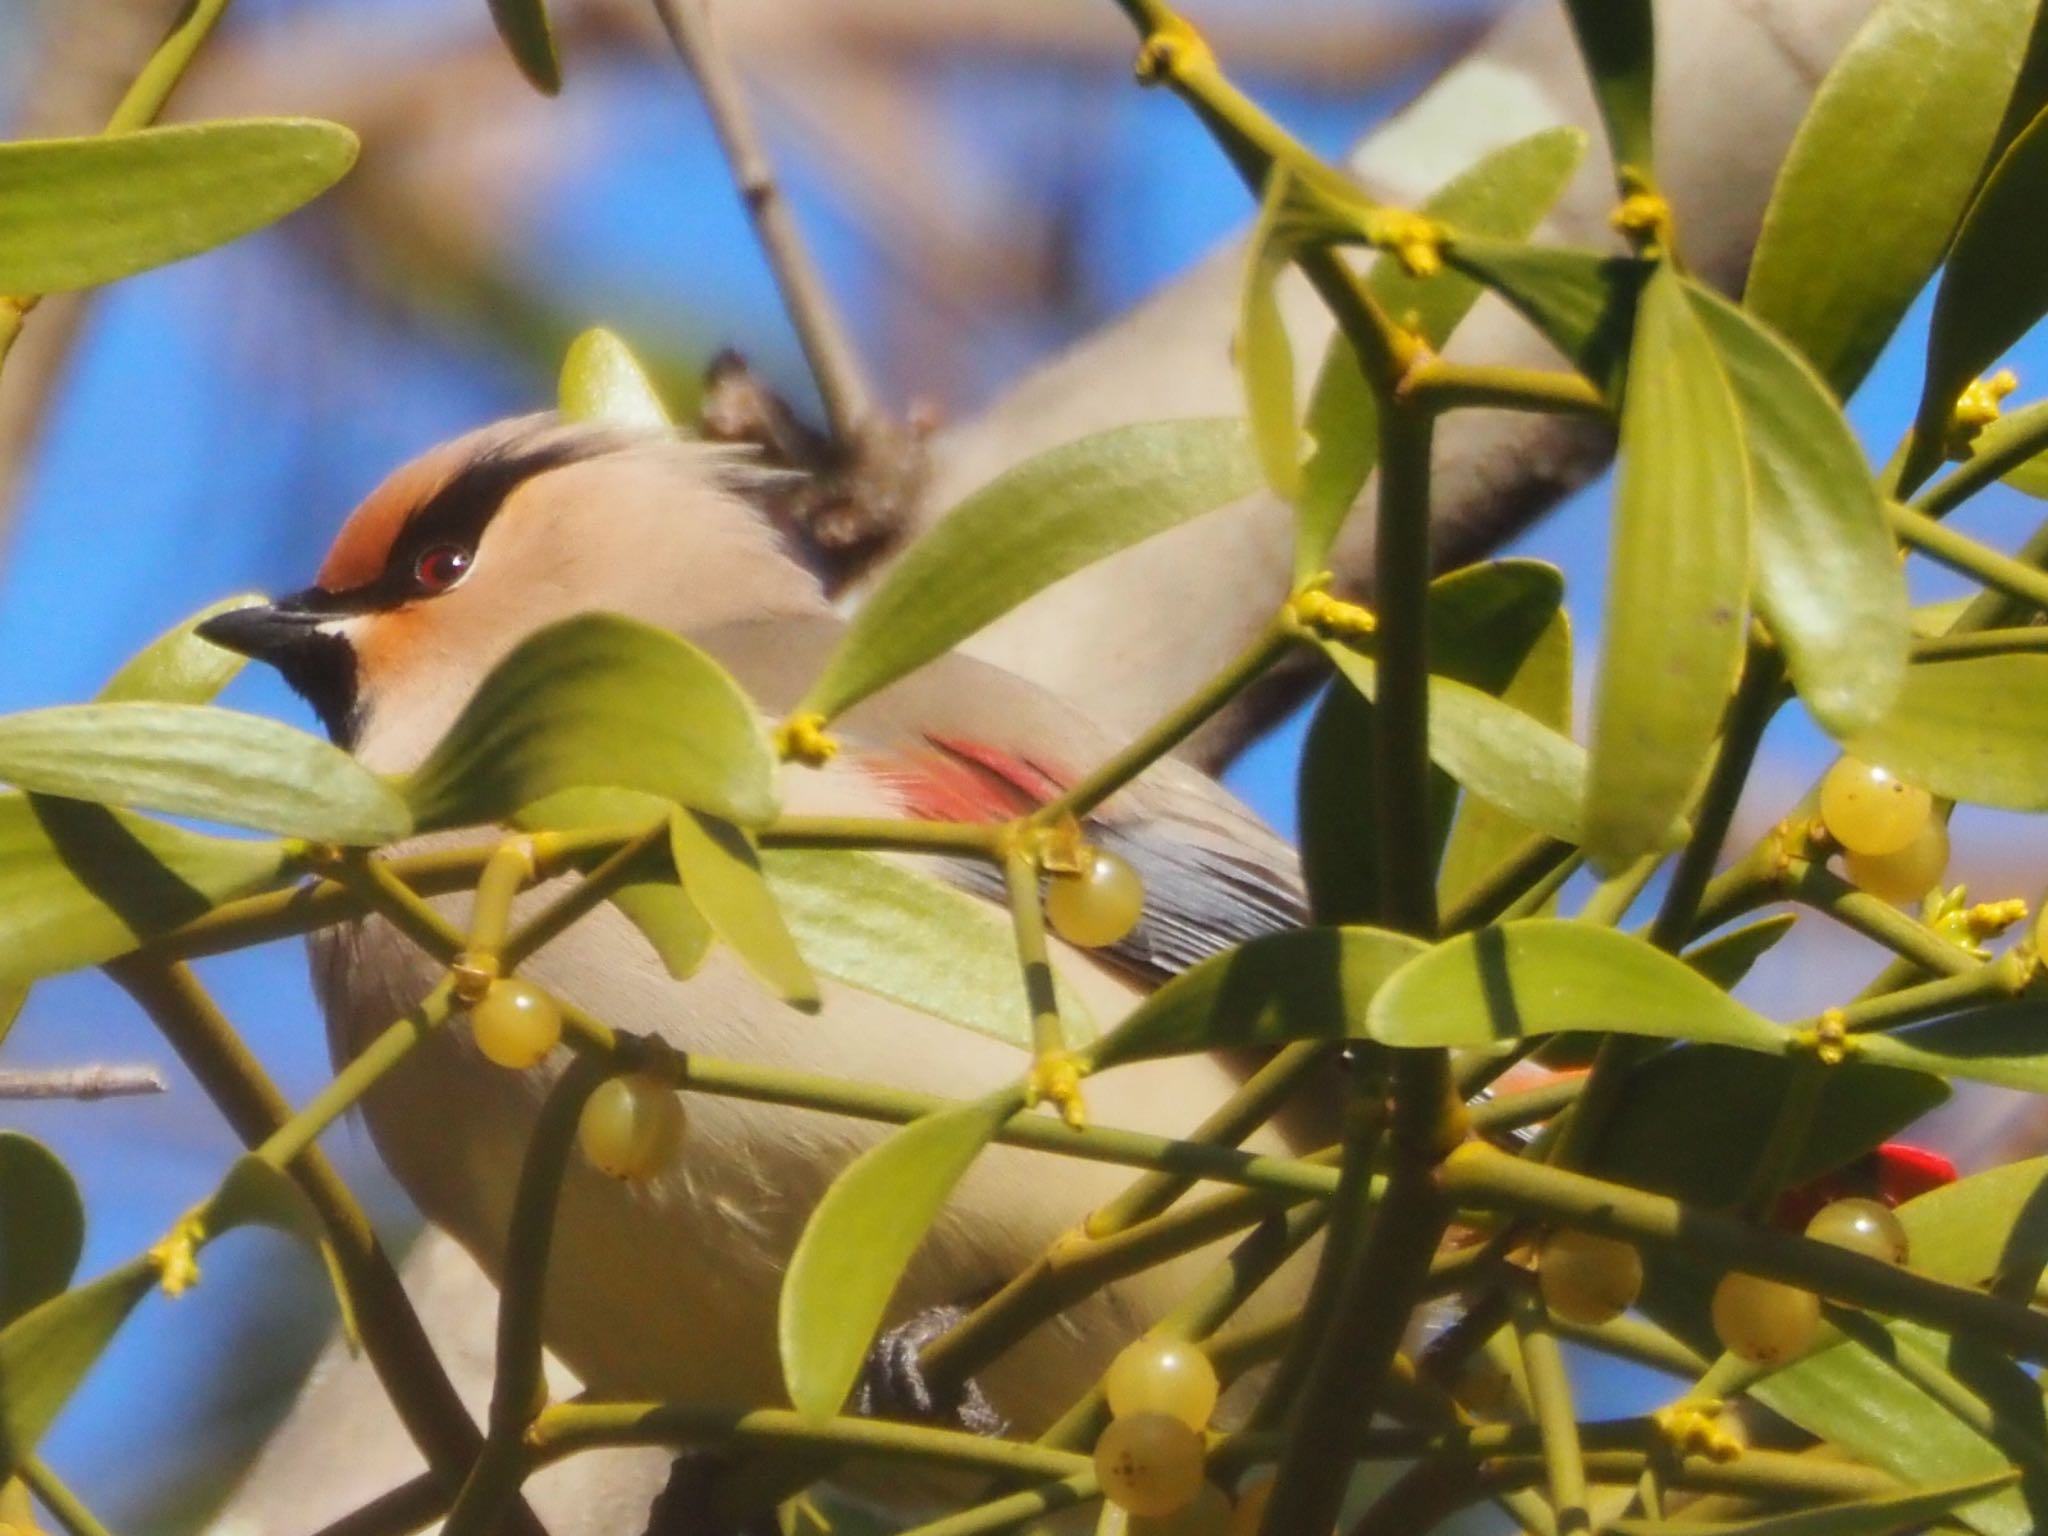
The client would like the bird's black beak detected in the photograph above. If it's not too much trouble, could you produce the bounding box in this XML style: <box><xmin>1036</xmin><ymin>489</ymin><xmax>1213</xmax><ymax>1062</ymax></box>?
<box><xmin>197</xmin><ymin>592</ymin><xmax>362</xmax><ymax>746</ymax></box>
<box><xmin>196</xmin><ymin>594</ymin><xmax>329</xmax><ymax>666</ymax></box>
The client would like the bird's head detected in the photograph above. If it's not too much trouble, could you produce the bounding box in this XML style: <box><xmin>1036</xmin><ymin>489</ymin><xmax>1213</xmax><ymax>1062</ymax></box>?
<box><xmin>199</xmin><ymin>415</ymin><xmax>824</xmax><ymax>770</ymax></box>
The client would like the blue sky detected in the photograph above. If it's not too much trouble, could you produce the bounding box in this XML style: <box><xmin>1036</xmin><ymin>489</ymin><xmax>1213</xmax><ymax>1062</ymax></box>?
<box><xmin>7</xmin><ymin>2</ymin><xmax>2048</xmax><ymax>1525</ymax></box>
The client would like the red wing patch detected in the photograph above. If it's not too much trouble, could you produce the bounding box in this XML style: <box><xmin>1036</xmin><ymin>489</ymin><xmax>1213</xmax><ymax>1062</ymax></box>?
<box><xmin>865</xmin><ymin>735</ymin><xmax>1070</xmax><ymax>823</ymax></box>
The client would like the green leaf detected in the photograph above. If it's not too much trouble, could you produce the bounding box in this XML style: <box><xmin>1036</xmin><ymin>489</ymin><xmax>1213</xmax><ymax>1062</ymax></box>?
<box><xmin>0</xmin><ymin>1137</ymin><xmax>83</xmax><ymax>1330</ymax></box>
<box><xmin>1297</xmin><ymin>684</ymin><xmax>1388</xmax><ymax>926</ymax></box>
<box><xmin>1591</xmin><ymin>1046</ymin><xmax>1946</xmax><ymax>1210</ymax></box>
<box><xmin>670</xmin><ymin>812</ymin><xmax>817</xmax><ymax>1010</ymax></box>
<box><xmin>1239</xmin><ymin>172</ymin><xmax>1304</xmax><ymax>502</ymax></box>
<box><xmin>1686</xmin><ymin>284</ymin><xmax>1906</xmax><ymax>737</ymax></box>
<box><xmin>1907</xmin><ymin>103</ymin><xmax>2048</xmax><ymax>488</ymax></box>
<box><xmin>0</xmin><ymin>795</ymin><xmax>292</xmax><ymax>987</ymax></box>
<box><xmin>1856</xmin><ymin>1003</ymin><xmax>2048</xmax><ymax>1094</ymax></box>
<box><xmin>99</xmin><ymin>596</ymin><xmax>260</xmax><ymax>705</ymax></box>
<box><xmin>1434</xmin><ymin>563</ymin><xmax>1573</xmax><ymax>912</ymax></box>
<box><xmin>559</xmin><ymin>327</ymin><xmax>672</xmax><ymax>428</ymax></box>
<box><xmin>0</xmin><ymin>704</ymin><xmax>408</xmax><ymax>844</ymax></box>
<box><xmin>205</xmin><ymin>1156</ymin><xmax>359</xmax><ymax>1350</ymax></box>
<box><xmin>1746</xmin><ymin>0</ymin><xmax>2041</xmax><ymax>395</ymax></box>
<box><xmin>780</xmin><ymin>1089</ymin><xmax>1022</xmax><ymax>1420</ymax></box>
<box><xmin>1606</xmin><ymin>1473</ymin><xmax>2019</xmax><ymax>1536</ymax></box>
<box><xmin>799</xmin><ymin>421</ymin><xmax>1260</xmax><ymax>722</ymax></box>
<box><xmin>763</xmin><ymin>850</ymin><xmax>1092</xmax><ymax>1050</ymax></box>
<box><xmin>515</xmin><ymin>788</ymin><xmax>711</xmax><ymax>980</ymax></box>
<box><xmin>1296</xmin><ymin>127</ymin><xmax>1587</xmax><ymax>578</ymax></box>
<box><xmin>1086</xmin><ymin>927</ymin><xmax>1423</xmax><ymax>1072</ymax></box>
<box><xmin>1587</xmin><ymin>261</ymin><xmax>1752</xmax><ymax>872</ymax></box>
<box><xmin>1681</xmin><ymin>914</ymin><xmax>1798</xmax><ymax>994</ymax></box>
<box><xmin>1848</xmin><ymin>654</ymin><xmax>2048</xmax><ymax>810</ymax></box>
<box><xmin>405</xmin><ymin>614</ymin><xmax>777</xmax><ymax>832</ymax></box>
<box><xmin>486</xmin><ymin>0</ymin><xmax>562</xmax><ymax>95</ymax></box>
<box><xmin>0</xmin><ymin>120</ymin><xmax>358</xmax><ymax>296</ymax></box>
<box><xmin>0</xmin><ymin>1258</ymin><xmax>156</xmax><ymax>1473</ymax></box>
<box><xmin>1444</xmin><ymin>237</ymin><xmax>1645</xmax><ymax>396</ymax></box>
<box><xmin>1559</xmin><ymin>0</ymin><xmax>1656</xmax><ymax>178</ymax></box>
<box><xmin>0</xmin><ymin>988</ymin><xmax>22</xmax><ymax>1051</ymax></box>
<box><xmin>1367</xmin><ymin>920</ymin><xmax>1787</xmax><ymax>1053</ymax></box>
<box><xmin>1317</xmin><ymin>639</ymin><xmax>1590</xmax><ymax>850</ymax></box>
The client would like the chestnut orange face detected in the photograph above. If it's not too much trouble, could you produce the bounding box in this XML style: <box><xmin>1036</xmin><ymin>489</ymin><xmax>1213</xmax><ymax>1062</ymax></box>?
<box><xmin>198</xmin><ymin>420</ymin><xmax>601</xmax><ymax>744</ymax></box>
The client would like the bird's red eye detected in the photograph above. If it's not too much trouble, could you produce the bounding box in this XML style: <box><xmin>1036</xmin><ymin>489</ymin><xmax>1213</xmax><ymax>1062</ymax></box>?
<box><xmin>413</xmin><ymin>543</ymin><xmax>473</xmax><ymax>593</ymax></box>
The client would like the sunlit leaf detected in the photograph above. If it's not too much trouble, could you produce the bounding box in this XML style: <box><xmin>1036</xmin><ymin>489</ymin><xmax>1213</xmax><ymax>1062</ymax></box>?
<box><xmin>485</xmin><ymin>0</ymin><xmax>562</xmax><ymax>95</ymax></box>
<box><xmin>1559</xmin><ymin>0</ymin><xmax>1655</xmax><ymax>179</ymax></box>
<box><xmin>1592</xmin><ymin>1046</ymin><xmax>1946</xmax><ymax>1210</ymax></box>
<box><xmin>0</xmin><ymin>1137</ymin><xmax>83</xmax><ymax>1330</ymax></box>
<box><xmin>1239</xmin><ymin>171</ymin><xmax>1304</xmax><ymax>502</ymax></box>
<box><xmin>799</xmin><ymin>421</ymin><xmax>1259</xmax><ymax>722</ymax></box>
<box><xmin>1746</xmin><ymin>0</ymin><xmax>2040</xmax><ymax>395</ymax></box>
<box><xmin>99</xmin><ymin>596</ymin><xmax>260</xmax><ymax>705</ymax></box>
<box><xmin>0</xmin><ymin>120</ymin><xmax>358</xmax><ymax>296</ymax></box>
<box><xmin>0</xmin><ymin>795</ymin><xmax>292</xmax><ymax>987</ymax></box>
<box><xmin>670</xmin><ymin>812</ymin><xmax>817</xmax><ymax>1010</ymax></box>
<box><xmin>764</xmin><ymin>850</ymin><xmax>1092</xmax><ymax>1050</ymax></box>
<box><xmin>405</xmin><ymin>614</ymin><xmax>776</xmax><ymax>832</ymax></box>
<box><xmin>1368</xmin><ymin>920</ymin><xmax>1786</xmax><ymax>1053</ymax></box>
<box><xmin>1317</xmin><ymin>639</ymin><xmax>1590</xmax><ymax>850</ymax></box>
<box><xmin>1444</xmin><ymin>237</ymin><xmax>1644</xmax><ymax>396</ymax></box>
<box><xmin>1607</xmin><ymin>1472</ymin><xmax>2018</xmax><ymax>1536</ymax></box>
<box><xmin>1687</xmin><ymin>284</ymin><xmax>1906</xmax><ymax>736</ymax></box>
<box><xmin>1086</xmin><ymin>927</ymin><xmax>1422</xmax><ymax>1072</ymax></box>
<box><xmin>515</xmin><ymin>788</ymin><xmax>711</xmax><ymax>980</ymax></box>
<box><xmin>1848</xmin><ymin>654</ymin><xmax>2048</xmax><ymax>810</ymax></box>
<box><xmin>1296</xmin><ymin>127</ymin><xmax>1587</xmax><ymax>578</ymax></box>
<box><xmin>0</xmin><ymin>704</ymin><xmax>407</xmax><ymax>844</ymax></box>
<box><xmin>780</xmin><ymin>1089</ymin><xmax>1022</xmax><ymax>1420</ymax></box>
<box><xmin>0</xmin><ymin>1258</ymin><xmax>156</xmax><ymax>1473</ymax></box>
<box><xmin>559</xmin><ymin>327</ymin><xmax>672</xmax><ymax>429</ymax></box>
<box><xmin>206</xmin><ymin>1156</ymin><xmax>359</xmax><ymax>1349</ymax></box>
<box><xmin>1587</xmin><ymin>262</ymin><xmax>1752</xmax><ymax>872</ymax></box>
<box><xmin>1681</xmin><ymin>914</ymin><xmax>1797</xmax><ymax>994</ymax></box>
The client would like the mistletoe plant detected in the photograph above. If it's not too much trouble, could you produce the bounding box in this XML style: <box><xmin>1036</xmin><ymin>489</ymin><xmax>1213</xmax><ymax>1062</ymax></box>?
<box><xmin>11</xmin><ymin>2</ymin><xmax>2048</xmax><ymax>1535</ymax></box>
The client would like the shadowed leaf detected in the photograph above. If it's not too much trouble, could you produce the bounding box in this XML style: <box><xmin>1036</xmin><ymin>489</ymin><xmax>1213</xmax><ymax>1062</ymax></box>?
<box><xmin>1559</xmin><ymin>0</ymin><xmax>1656</xmax><ymax>178</ymax></box>
<box><xmin>206</xmin><ymin>1157</ymin><xmax>359</xmax><ymax>1349</ymax></box>
<box><xmin>670</xmin><ymin>812</ymin><xmax>817</xmax><ymax>1009</ymax></box>
<box><xmin>0</xmin><ymin>1258</ymin><xmax>156</xmax><ymax>1473</ymax></box>
<box><xmin>486</xmin><ymin>0</ymin><xmax>562</xmax><ymax>94</ymax></box>
<box><xmin>0</xmin><ymin>1137</ymin><xmax>82</xmax><ymax>1330</ymax></box>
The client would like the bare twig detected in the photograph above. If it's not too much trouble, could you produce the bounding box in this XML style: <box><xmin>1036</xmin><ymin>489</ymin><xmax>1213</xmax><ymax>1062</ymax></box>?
<box><xmin>0</xmin><ymin>1063</ymin><xmax>166</xmax><ymax>1101</ymax></box>
<box><xmin>649</xmin><ymin>0</ymin><xmax>876</xmax><ymax>448</ymax></box>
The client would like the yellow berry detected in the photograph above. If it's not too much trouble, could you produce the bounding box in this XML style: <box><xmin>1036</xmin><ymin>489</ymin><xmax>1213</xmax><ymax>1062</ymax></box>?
<box><xmin>1106</xmin><ymin>1337</ymin><xmax>1221</xmax><ymax>1430</ymax></box>
<box><xmin>1047</xmin><ymin>847</ymin><xmax>1145</xmax><ymax>948</ymax></box>
<box><xmin>1710</xmin><ymin>1272</ymin><xmax>1820</xmax><ymax>1364</ymax></box>
<box><xmin>1536</xmin><ymin>1230</ymin><xmax>1643</xmax><ymax>1326</ymax></box>
<box><xmin>1094</xmin><ymin>1412</ymin><xmax>1207</xmax><ymax>1518</ymax></box>
<box><xmin>1229</xmin><ymin>1476</ymin><xmax>1272</xmax><ymax>1536</ymax></box>
<box><xmin>1841</xmin><ymin>816</ymin><xmax>1949</xmax><ymax>905</ymax></box>
<box><xmin>1805</xmin><ymin>1197</ymin><xmax>1909</xmax><ymax>1267</ymax></box>
<box><xmin>1132</xmin><ymin>1479</ymin><xmax>1232</xmax><ymax>1535</ymax></box>
<box><xmin>1819</xmin><ymin>758</ymin><xmax>1933</xmax><ymax>857</ymax></box>
<box><xmin>578</xmin><ymin>1073</ymin><xmax>687</xmax><ymax>1180</ymax></box>
<box><xmin>468</xmin><ymin>978</ymin><xmax>561</xmax><ymax>1069</ymax></box>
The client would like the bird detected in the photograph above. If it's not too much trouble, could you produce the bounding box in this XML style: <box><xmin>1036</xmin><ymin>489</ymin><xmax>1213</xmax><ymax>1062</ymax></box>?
<box><xmin>198</xmin><ymin>413</ymin><xmax>1323</xmax><ymax>1507</ymax></box>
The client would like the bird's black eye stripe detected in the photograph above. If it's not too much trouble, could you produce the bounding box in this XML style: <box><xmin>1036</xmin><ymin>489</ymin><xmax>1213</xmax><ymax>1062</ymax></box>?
<box><xmin>315</xmin><ymin>438</ymin><xmax>591</xmax><ymax>615</ymax></box>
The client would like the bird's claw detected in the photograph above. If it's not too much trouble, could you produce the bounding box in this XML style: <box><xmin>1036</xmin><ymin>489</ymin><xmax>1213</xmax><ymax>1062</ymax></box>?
<box><xmin>853</xmin><ymin>1303</ymin><xmax>1007</xmax><ymax>1437</ymax></box>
